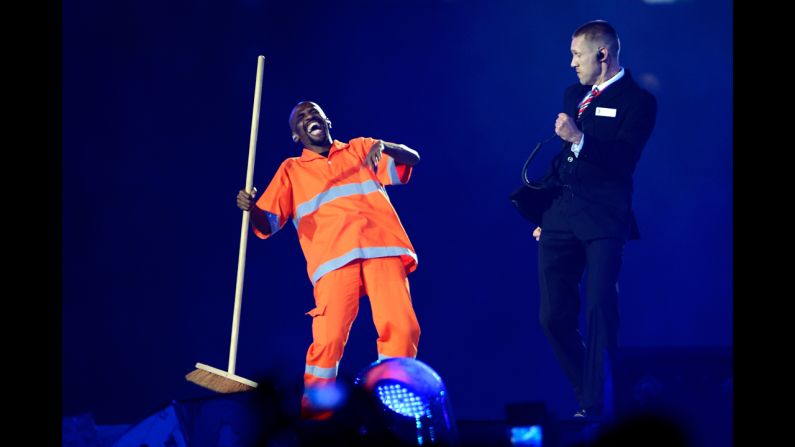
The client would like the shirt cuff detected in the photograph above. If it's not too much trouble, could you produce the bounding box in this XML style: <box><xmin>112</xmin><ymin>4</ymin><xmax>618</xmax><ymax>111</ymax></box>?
<box><xmin>571</xmin><ymin>133</ymin><xmax>585</xmax><ymax>157</ymax></box>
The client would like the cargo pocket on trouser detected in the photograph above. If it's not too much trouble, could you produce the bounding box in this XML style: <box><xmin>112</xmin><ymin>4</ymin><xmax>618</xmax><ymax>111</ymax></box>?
<box><xmin>305</xmin><ymin>303</ymin><xmax>328</xmax><ymax>357</ymax></box>
<box><xmin>305</xmin><ymin>304</ymin><xmax>326</xmax><ymax>317</ymax></box>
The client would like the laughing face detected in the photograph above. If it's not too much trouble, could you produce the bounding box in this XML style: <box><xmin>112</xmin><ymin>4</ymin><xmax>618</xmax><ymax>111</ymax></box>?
<box><xmin>289</xmin><ymin>101</ymin><xmax>333</xmax><ymax>148</ymax></box>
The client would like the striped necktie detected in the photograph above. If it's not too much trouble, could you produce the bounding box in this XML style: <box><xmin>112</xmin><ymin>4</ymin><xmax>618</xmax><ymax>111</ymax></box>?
<box><xmin>577</xmin><ymin>87</ymin><xmax>601</xmax><ymax>119</ymax></box>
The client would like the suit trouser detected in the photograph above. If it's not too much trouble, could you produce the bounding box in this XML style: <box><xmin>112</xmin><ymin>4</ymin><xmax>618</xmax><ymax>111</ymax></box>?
<box><xmin>302</xmin><ymin>256</ymin><xmax>420</xmax><ymax>417</ymax></box>
<box><xmin>538</xmin><ymin>230</ymin><xmax>624</xmax><ymax>413</ymax></box>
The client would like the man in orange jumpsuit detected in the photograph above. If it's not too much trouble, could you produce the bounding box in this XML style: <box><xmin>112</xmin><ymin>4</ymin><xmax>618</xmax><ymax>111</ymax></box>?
<box><xmin>236</xmin><ymin>101</ymin><xmax>421</xmax><ymax>419</ymax></box>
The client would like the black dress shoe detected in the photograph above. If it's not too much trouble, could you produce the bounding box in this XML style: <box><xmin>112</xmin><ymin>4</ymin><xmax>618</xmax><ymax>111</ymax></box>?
<box><xmin>573</xmin><ymin>407</ymin><xmax>604</xmax><ymax>419</ymax></box>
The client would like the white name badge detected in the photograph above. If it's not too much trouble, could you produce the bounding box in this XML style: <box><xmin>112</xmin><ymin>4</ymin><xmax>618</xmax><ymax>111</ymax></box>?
<box><xmin>595</xmin><ymin>107</ymin><xmax>617</xmax><ymax>117</ymax></box>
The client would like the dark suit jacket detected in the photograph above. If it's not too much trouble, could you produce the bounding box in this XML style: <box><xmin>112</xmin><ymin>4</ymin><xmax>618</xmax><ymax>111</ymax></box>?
<box><xmin>538</xmin><ymin>69</ymin><xmax>657</xmax><ymax>240</ymax></box>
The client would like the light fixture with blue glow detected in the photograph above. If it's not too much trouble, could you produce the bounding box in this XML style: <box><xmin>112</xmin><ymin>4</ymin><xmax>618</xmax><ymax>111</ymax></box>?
<box><xmin>354</xmin><ymin>358</ymin><xmax>457</xmax><ymax>446</ymax></box>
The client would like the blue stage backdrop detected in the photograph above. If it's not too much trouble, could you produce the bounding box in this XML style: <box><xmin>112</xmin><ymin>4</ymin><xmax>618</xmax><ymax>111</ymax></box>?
<box><xmin>63</xmin><ymin>0</ymin><xmax>732</xmax><ymax>424</ymax></box>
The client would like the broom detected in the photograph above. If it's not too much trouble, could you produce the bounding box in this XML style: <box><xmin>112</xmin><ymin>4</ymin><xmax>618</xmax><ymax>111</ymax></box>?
<box><xmin>185</xmin><ymin>55</ymin><xmax>265</xmax><ymax>393</ymax></box>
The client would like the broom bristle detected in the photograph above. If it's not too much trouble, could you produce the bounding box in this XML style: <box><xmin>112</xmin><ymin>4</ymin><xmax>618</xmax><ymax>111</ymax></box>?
<box><xmin>185</xmin><ymin>368</ymin><xmax>255</xmax><ymax>393</ymax></box>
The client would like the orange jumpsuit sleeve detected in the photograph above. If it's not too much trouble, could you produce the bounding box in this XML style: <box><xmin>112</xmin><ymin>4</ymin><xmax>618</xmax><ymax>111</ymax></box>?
<box><xmin>253</xmin><ymin>160</ymin><xmax>294</xmax><ymax>239</ymax></box>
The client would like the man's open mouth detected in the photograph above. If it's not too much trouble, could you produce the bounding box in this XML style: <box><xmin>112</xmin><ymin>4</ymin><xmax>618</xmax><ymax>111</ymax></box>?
<box><xmin>306</xmin><ymin>120</ymin><xmax>323</xmax><ymax>137</ymax></box>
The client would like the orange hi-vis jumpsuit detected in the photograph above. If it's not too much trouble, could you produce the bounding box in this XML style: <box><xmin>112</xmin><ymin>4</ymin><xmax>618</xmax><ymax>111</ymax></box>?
<box><xmin>253</xmin><ymin>137</ymin><xmax>421</xmax><ymax>418</ymax></box>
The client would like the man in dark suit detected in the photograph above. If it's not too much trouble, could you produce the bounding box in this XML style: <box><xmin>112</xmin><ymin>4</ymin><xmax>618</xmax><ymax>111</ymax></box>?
<box><xmin>532</xmin><ymin>20</ymin><xmax>657</xmax><ymax>419</ymax></box>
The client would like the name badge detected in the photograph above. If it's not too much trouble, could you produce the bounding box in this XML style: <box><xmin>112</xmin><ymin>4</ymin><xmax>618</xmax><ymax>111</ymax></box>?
<box><xmin>595</xmin><ymin>107</ymin><xmax>617</xmax><ymax>117</ymax></box>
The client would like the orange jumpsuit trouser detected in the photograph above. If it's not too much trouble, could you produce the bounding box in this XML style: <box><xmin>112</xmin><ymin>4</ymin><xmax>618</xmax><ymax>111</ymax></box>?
<box><xmin>301</xmin><ymin>256</ymin><xmax>420</xmax><ymax>418</ymax></box>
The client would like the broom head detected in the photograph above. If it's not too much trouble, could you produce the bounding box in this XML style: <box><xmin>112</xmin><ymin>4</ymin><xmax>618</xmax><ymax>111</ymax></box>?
<box><xmin>186</xmin><ymin>362</ymin><xmax>258</xmax><ymax>393</ymax></box>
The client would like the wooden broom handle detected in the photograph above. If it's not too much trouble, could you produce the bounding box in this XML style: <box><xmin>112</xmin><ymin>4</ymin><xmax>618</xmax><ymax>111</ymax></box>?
<box><xmin>229</xmin><ymin>55</ymin><xmax>265</xmax><ymax>374</ymax></box>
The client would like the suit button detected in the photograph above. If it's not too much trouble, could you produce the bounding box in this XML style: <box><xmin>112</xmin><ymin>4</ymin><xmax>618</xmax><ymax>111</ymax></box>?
<box><xmin>567</xmin><ymin>156</ymin><xmax>574</xmax><ymax>162</ymax></box>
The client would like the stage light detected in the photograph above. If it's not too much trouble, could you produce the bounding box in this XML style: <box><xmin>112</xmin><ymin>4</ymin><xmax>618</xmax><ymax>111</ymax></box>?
<box><xmin>354</xmin><ymin>357</ymin><xmax>457</xmax><ymax>446</ymax></box>
<box><xmin>506</xmin><ymin>401</ymin><xmax>549</xmax><ymax>447</ymax></box>
<box><xmin>376</xmin><ymin>383</ymin><xmax>429</xmax><ymax>418</ymax></box>
<box><xmin>510</xmin><ymin>425</ymin><xmax>543</xmax><ymax>446</ymax></box>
